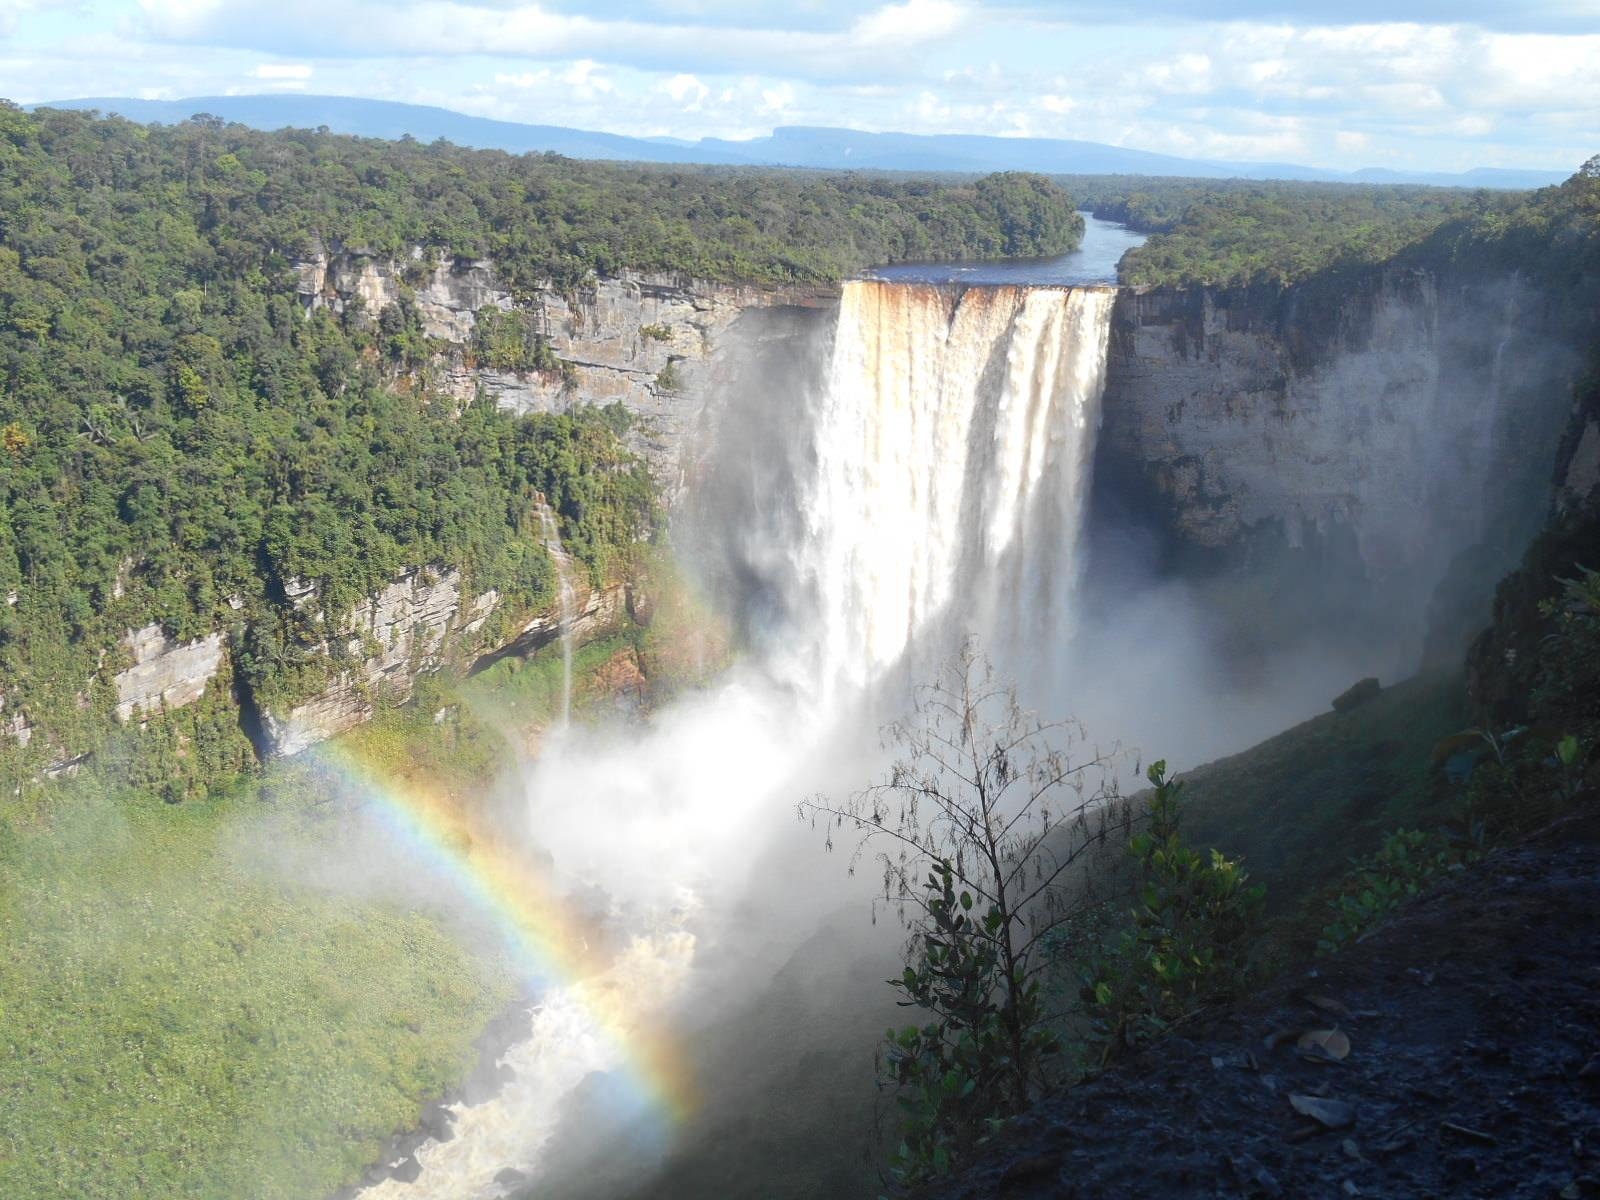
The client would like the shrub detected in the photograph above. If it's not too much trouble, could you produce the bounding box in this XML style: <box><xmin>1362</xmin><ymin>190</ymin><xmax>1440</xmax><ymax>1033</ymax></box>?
<box><xmin>801</xmin><ymin>646</ymin><xmax>1122</xmax><ymax>1186</ymax></box>
<box><xmin>1316</xmin><ymin>828</ymin><xmax>1455</xmax><ymax>955</ymax></box>
<box><xmin>656</xmin><ymin>361</ymin><xmax>685</xmax><ymax>392</ymax></box>
<box><xmin>1077</xmin><ymin>761</ymin><xmax>1265</xmax><ymax>1063</ymax></box>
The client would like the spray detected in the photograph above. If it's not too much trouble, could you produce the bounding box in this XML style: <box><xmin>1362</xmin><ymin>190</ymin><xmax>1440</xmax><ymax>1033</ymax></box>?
<box><xmin>537</xmin><ymin>504</ymin><xmax>576</xmax><ymax>729</ymax></box>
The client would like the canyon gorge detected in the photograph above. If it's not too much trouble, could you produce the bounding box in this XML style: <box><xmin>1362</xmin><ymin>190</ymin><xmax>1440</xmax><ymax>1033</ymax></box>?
<box><xmin>30</xmin><ymin>215</ymin><xmax>1587</xmax><ymax>785</ymax></box>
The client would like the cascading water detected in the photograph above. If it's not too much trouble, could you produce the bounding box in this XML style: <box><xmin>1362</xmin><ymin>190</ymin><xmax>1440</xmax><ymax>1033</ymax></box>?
<box><xmin>795</xmin><ymin>282</ymin><xmax>1114</xmax><ymax>699</ymax></box>
<box><xmin>357</xmin><ymin>282</ymin><xmax>1116</xmax><ymax>1199</ymax></box>
<box><xmin>537</xmin><ymin>505</ymin><xmax>577</xmax><ymax>728</ymax></box>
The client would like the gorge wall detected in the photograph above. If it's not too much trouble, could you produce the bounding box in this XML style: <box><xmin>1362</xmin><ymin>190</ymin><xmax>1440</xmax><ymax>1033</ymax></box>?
<box><xmin>1092</xmin><ymin>265</ymin><xmax>1592</xmax><ymax>671</ymax></box>
<box><xmin>5</xmin><ymin>255</ymin><xmax>825</xmax><ymax>771</ymax></box>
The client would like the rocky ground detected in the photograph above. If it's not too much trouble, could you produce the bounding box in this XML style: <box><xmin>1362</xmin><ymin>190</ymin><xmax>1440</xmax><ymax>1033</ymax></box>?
<box><xmin>926</xmin><ymin>799</ymin><xmax>1600</xmax><ymax>1200</ymax></box>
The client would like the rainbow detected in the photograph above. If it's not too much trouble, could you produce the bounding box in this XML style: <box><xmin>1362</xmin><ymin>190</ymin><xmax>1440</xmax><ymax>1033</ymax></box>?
<box><xmin>315</xmin><ymin>741</ymin><xmax>699</xmax><ymax>1126</ymax></box>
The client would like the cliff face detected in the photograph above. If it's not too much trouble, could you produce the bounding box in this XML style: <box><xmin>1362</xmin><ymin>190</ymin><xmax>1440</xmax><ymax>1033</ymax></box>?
<box><xmin>295</xmin><ymin>246</ymin><xmax>833</xmax><ymax>500</ymax></box>
<box><xmin>258</xmin><ymin>567</ymin><xmax>629</xmax><ymax>757</ymax></box>
<box><xmin>4</xmin><ymin>254</ymin><xmax>824</xmax><ymax>772</ymax></box>
<box><xmin>1095</xmin><ymin>266</ymin><xmax>1590</xmax><ymax>666</ymax></box>
<box><xmin>114</xmin><ymin>625</ymin><xmax>227</xmax><ymax>723</ymax></box>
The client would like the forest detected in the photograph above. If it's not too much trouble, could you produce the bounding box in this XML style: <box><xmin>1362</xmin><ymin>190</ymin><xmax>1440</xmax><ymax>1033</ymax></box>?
<box><xmin>3</xmin><ymin>97</ymin><xmax>1597</xmax><ymax>1200</ymax></box>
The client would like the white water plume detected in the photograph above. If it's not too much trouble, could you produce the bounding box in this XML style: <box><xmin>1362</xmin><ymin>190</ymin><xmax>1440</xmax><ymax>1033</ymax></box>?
<box><xmin>537</xmin><ymin>505</ymin><xmax>577</xmax><ymax>728</ymax></box>
<box><xmin>361</xmin><ymin>282</ymin><xmax>1116</xmax><ymax>1198</ymax></box>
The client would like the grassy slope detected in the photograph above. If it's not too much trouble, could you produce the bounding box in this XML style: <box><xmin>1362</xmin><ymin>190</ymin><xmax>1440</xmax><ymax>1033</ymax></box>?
<box><xmin>0</xmin><ymin>777</ymin><xmax>514</xmax><ymax>1199</ymax></box>
<box><xmin>0</xmin><ymin>559</ymin><xmax>728</xmax><ymax>1199</ymax></box>
<box><xmin>1179</xmin><ymin>671</ymin><xmax>1467</xmax><ymax>914</ymax></box>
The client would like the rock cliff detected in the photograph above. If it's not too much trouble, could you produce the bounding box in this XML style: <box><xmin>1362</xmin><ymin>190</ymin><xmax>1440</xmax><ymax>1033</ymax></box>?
<box><xmin>1095</xmin><ymin>267</ymin><xmax>1590</xmax><ymax>667</ymax></box>
<box><xmin>257</xmin><ymin>565</ymin><xmax>631</xmax><ymax>757</ymax></box>
<box><xmin>295</xmin><ymin>245</ymin><xmax>833</xmax><ymax>501</ymax></box>
<box><xmin>258</xmin><ymin>567</ymin><xmax>483</xmax><ymax>757</ymax></box>
<box><xmin>113</xmin><ymin>624</ymin><xmax>228</xmax><ymax>723</ymax></box>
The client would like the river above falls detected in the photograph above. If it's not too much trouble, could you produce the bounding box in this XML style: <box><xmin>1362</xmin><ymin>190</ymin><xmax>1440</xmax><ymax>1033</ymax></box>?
<box><xmin>860</xmin><ymin>211</ymin><xmax>1146</xmax><ymax>286</ymax></box>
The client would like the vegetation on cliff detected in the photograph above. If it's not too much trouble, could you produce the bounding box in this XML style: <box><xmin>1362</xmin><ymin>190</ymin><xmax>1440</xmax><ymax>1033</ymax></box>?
<box><xmin>3</xmin><ymin>103</ymin><xmax>1083</xmax><ymax>290</ymax></box>
<box><xmin>0</xmin><ymin>100</ymin><xmax>1086</xmax><ymax>774</ymax></box>
<box><xmin>853</xmin><ymin>495</ymin><xmax>1600</xmax><ymax>1189</ymax></box>
<box><xmin>0</xmin><ymin>560</ymin><xmax>722</xmax><ymax>1200</ymax></box>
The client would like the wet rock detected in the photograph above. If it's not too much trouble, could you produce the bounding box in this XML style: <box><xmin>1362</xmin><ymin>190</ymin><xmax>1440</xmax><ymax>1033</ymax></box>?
<box><xmin>391</xmin><ymin>1155</ymin><xmax>422</xmax><ymax>1184</ymax></box>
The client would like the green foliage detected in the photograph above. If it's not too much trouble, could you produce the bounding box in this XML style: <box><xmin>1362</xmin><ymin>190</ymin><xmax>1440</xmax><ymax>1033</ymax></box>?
<box><xmin>1078</xmin><ymin>761</ymin><xmax>1265</xmax><ymax>1061</ymax></box>
<box><xmin>0</xmin><ymin>103</ymin><xmax>1083</xmax><ymax>768</ymax></box>
<box><xmin>1060</xmin><ymin>174</ymin><xmax>1513</xmax><ymax>287</ymax></box>
<box><xmin>12</xmin><ymin>104</ymin><xmax>1081</xmax><ymax>288</ymax></box>
<box><xmin>1535</xmin><ymin>565</ymin><xmax>1600</xmax><ymax>747</ymax></box>
<box><xmin>1062</xmin><ymin>166</ymin><xmax>1599</xmax><ymax>291</ymax></box>
<box><xmin>471</xmin><ymin>305</ymin><xmax>562</xmax><ymax>373</ymax></box>
<box><xmin>655</xmin><ymin>361</ymin><xmax>685</xmax><ymax>392</ymax></box>
<box><xmin>1316</xmin><ymin>828</ymin><xmax>1455</xmax><ymax>956</ymax></box>
<box><xmin>1177</xmin><ymin>673</ymin><xmax>1466</xmax><ymax>903</ymax></box>
<box><xmin>882</xmin><ymin>861</ymin><xmax>1060</xmax><ymax>1187</ymax></box>
<box><xmin>639</xmin><ymin>323</ymin><xmax>672</xmax><ymax>342</ymax></box>
<box><xmin>1453</xmin><ymin>560</ymin><xmax>1600</xmax><ymax>838</ymax></box>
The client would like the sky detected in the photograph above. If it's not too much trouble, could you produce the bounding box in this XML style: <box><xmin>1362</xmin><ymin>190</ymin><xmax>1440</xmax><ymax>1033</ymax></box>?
<box><xmin>2</xmin><ymin>0</ymin><xmax>1597</xmax><ymax>172</ymax></box>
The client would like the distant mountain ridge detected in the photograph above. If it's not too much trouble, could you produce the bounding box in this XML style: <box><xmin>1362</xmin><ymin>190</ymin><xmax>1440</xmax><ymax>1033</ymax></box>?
<box><xmin>32</xmin><ymin>94</ymin><xmax>1570</xmax><ymax>190</ymax></box>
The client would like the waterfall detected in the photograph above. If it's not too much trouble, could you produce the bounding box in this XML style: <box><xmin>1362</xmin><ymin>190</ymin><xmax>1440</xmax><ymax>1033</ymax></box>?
<box><xmin>356</xmin><ymin>281</ymin><xmax>1117</xmax><ymax>1199</ymax></box>
<box><xmin>537</xmin><ymin>505</ymin><xmax>576</xmax><ymax>728</ymax></box>
<box><xmin>796</xmin><ymin>281</ymin><xmax>1115</xmax><ymax>699</ymax></box>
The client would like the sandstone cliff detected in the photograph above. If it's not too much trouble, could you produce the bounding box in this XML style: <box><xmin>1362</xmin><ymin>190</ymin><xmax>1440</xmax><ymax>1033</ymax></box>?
<box><xmin>1096</xmin><ymin>266</ymin><xmax>1590</xmax><ymax>666</ymax></box>
<box><xmin>258</xmin><ymin>566</ymin><xmax>629</xmax><ymax>757</ymax></box>
<box><xmin>295</xmin><ymin>245</ymin><xmax>833</xmax><ymax>501</ymax></box>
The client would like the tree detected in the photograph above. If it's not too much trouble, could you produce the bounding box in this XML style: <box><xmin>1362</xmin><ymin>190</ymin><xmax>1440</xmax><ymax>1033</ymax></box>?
<box><xmin>800</xmin><ymin>643</ymin><xmax>1125</xmax><ymax>1183</ymax></box>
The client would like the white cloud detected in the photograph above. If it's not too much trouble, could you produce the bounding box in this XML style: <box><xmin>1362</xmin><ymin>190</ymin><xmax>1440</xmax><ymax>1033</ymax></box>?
<box><xmin>851</xmin><ymin>0</ymin><xmax>966</xmax><ymax>47</ymax></box>
<box><xmin>558</xmin><ymin>58</ymin><xmax>613</xmax><ymax>97</ymax></box>
<box><xmin>661</xmin><ymin>72</ymin><xmax>709</xmax><ymax>109</ymax></box>
<box><xmin>135</xmin><ymin>0</ymin><xmax>974</xmax><ymax>83</ymax></box>
<box><xmin>7</xmin><ymin>3</ymin><xmax>1593</xmax><ymax>173</ymax></box>
<box><xmin>495</xmin><ymin>69</ymin><xmax>551</xmax><ymax>87</ymax></box>
<box><xmin>759</xmin><ymin>81</ymin><xmax>794</xmax><ymax>114</ymax></box>
<box><xmin>1138</xmin><ymin>51</ymin><xmax>1214</xmax><ymax>95</ymax></box>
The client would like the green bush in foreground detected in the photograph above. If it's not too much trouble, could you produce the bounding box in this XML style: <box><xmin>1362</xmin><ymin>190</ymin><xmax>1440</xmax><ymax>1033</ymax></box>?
<box><xmin>1316</xmin><ymin>828</ymin><xmax>1457</xmax><ymax>956</ymax></box>
<box><xmin>1077</xmin><ymin>761</ymin><xmax>1265</xmax><ymax>1066</ymax></box>
<box><xmin>801</xmin><ymin>647</ymin><xmax>1123</xmax><ymax>1187</ymax></box>
<box><xmin>806</xmin><ymin>651</ymin><xmax>1269</xmax><ymax>1188</ymax></box>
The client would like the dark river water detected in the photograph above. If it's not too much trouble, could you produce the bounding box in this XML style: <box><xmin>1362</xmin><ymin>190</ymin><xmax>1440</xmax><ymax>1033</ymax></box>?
<box><xmin>860</xmin><ymin>211</ymin><xmax>1146</xmax><ymax>286</ymax></box>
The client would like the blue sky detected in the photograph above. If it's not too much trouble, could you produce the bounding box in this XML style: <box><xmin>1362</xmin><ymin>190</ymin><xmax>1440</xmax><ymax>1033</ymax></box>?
<box><xmin>2</xmin><ymin>0</ymin><xmax>1597</xmax><ymax>171</ymax></box>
